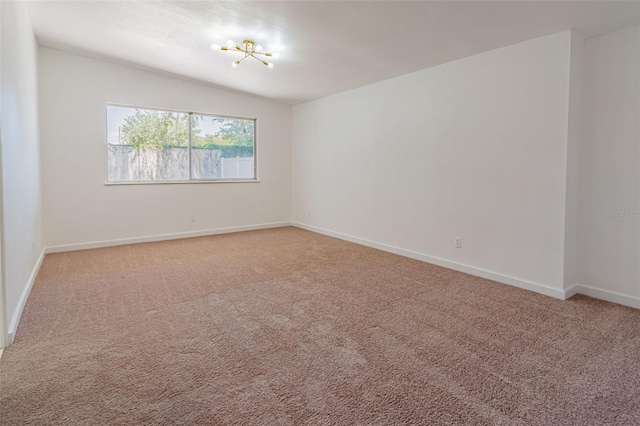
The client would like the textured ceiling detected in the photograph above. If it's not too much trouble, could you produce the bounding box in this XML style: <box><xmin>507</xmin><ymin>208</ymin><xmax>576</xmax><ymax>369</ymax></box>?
<box><xmin>27</xmin><ymin>1</ymin><xmax>640</xmax><ymax>105</ymax></box>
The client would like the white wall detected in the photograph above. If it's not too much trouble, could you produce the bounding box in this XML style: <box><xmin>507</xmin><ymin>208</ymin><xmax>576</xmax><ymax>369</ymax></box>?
<box><xmin>577</xmin><ymin>26</ymin><xmax>639</xmax><ymax>304</ymax></box>
<box><xmin>1</xmin><ymin>1</ymin><xmax>44</xmax><ymax>343</ymax></box>
<box><xmin>39</xmin><ymin>48</ymin><xmax>292</xmax><ymax>249</ymax></box>
<box><xmin>293</xmin><ymin>31</ymin><xmax>576</xmax><ymax>296</ymax></box>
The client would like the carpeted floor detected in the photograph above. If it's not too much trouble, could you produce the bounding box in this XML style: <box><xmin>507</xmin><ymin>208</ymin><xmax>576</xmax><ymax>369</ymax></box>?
<box><xmin>1</xmin><ymin>227</ymin><xmax>639</xmax><ymax>425</ymax></box>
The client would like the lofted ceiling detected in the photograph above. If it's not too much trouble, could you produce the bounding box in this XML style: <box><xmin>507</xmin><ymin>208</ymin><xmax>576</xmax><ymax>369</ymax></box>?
<box><xmin>27</xmin><ymin>1</ymin><xmax>640</xmax><ymax>105</ymax></box>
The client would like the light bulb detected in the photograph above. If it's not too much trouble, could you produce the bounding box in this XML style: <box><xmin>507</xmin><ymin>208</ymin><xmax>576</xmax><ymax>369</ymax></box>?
<box><xmin>226</xmin><ymin>40</ymin><xmax>236</xmax><ymax>48</ymax></box>
<box><xmin>255</xmin><ymin>44</ymin><xmax>263</xmax><ymax>52</ymax></box>
<box><xmin>271</xmin><ymin>52</ymin><xmax>281</xmax><ymax>58</ymax></box>
<box><xmin>267</xmin><ymin>62</ymin><xmax>274</xmax><ymax>69</ymax></box>
<box><xmin>231</xmin><ymin>61</ymin><xmax>239</xmax><ymax>68</ymax></box>
<box><xmin>211</xmin><ymin>43</ymin><xmax>221</xmax><ymax>50</ymax></box>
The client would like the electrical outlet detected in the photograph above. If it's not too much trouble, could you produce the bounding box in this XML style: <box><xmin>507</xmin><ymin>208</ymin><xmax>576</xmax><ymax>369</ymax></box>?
<box><xmin>454</xmin><ymin>237</ymin><xmax>462</xmax><ymax>249</ymax></box>
<box><xmin>190</xmin><ymin>214</ymin><xmax>196</xmax><ymax>222</ymax></box>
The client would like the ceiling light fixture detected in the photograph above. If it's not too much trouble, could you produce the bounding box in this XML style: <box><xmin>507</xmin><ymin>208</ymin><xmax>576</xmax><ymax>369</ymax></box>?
<box><xmin>211</xmin><ymin>39</ymin><xmax>276</xmax><ymax>69</ymax></box>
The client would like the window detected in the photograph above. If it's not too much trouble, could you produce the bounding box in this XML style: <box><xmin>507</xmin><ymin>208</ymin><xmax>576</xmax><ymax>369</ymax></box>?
<box><xmin>106</xmin><ymin>105</ymin><xmax>256</xmax><ymax>183</ymax></box>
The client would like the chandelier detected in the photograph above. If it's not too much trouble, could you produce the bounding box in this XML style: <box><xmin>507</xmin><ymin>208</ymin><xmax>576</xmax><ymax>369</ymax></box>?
<box><xmin>211</xmin><ymin>40</ymin><xmax>276</xmax><ymax>69</ymax></box>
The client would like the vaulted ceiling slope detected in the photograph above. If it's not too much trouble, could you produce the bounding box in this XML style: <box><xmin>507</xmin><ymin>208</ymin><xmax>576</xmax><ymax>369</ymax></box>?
<box><xmin>28</xmin><ymin>1</ymin><xmax>640</xmax><ymax>105</ymax></box>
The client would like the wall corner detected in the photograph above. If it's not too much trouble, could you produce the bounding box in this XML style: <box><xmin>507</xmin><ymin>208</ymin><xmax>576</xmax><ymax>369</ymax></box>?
<box><xmin>562</xmin><ymin>30</ymin><xmax>584</xmax><ymax>290</ymax></box>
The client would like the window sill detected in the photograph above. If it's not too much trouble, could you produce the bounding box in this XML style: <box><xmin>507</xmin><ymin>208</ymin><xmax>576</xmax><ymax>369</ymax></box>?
<box><xmin>104</xmin><ymin>179</ymin><xmax>260</xmax><ymax>186</ymax></box>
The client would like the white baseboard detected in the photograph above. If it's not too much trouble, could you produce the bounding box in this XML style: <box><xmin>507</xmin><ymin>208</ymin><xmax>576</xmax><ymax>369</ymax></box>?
<box><xmin>292</xmin><ymin>222</ymin><xmax>567</xmax><ymax>300</ymax></box>
<box><xmin>570</xmin><ymin>284</ymin><xmax>640</xmax><ymax>309</ymax></box>
<box><xmin>45</xmin><ymin>221</ymin><xmax>293</xmax><ymax>254</ymax></box>
<box><xmin>8</xmin><ymin>249</ymin><xmax>46</xmax><ymax>344</ymax></box>
<box><xmin>563</xmin><ymin>284</ymin><xmax>581</xmax><ymax>300</ymax></box>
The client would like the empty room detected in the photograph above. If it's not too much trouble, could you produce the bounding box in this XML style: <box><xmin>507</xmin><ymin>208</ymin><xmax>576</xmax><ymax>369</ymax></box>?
<box><xmin>1</xmin><ymin>0</ymin><xmax>639</xmax><ymax>424</ymax></box>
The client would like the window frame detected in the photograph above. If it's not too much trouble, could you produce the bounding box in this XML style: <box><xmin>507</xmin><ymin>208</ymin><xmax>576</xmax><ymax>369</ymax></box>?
<box><xmin>104</xmin><ymin>103</ymin><xmax>259</xmax><ymax>185</ymax></box>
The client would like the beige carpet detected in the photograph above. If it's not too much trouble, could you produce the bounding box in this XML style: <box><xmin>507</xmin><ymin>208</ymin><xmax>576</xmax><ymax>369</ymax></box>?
<box><xmin>1</xmin><ymin>227</ymin><xmax>639</xmax><ymax>425</ymax></box>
